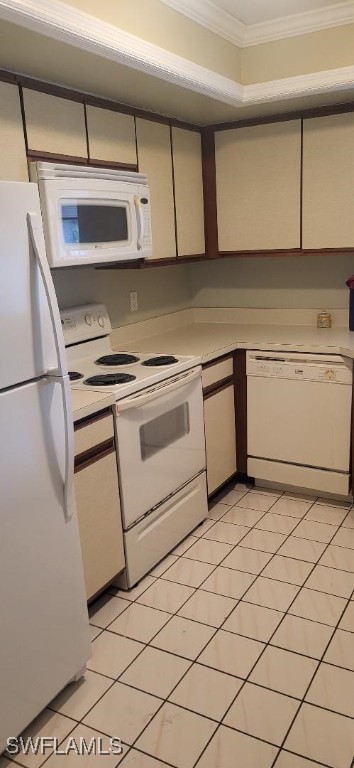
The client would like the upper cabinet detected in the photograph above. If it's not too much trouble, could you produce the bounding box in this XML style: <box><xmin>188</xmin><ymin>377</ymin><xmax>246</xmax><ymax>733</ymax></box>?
<box><xmin>23</xmin><ymin>89</ymin><xmax>87</xmax><ymax>160</ymax></box>
<box><xmin>171</xmin><ymin>127</ymin><xmax>205</xmax><ymax>257</ymax></box>
<box><xmin>136</xmin><ymin>119</ymin><xmax>176</xmax><ymax>260</ymax></box>
<box><xmin>86</xmin><ymin>106</ymin><xmax>137</xmax><ymax>167</ymax></box>
<box><xmin>303</xmin><ymin>113</ymin><xmax>354</xmax><ymax>249</ymax></box>
<box><xmin>215</xmin><ymin>121</ymin><xmax>301</xmax><ymax>252</ymax></box>
<box><xmin>0</xmin><ymin>82</ymin><xmax>28</xmax><ymax>181</ymax></box>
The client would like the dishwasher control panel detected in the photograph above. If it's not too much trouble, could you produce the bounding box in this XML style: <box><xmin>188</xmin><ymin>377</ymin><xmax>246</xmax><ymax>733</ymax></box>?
<box><xmin>246</xmin><ymin>352</ymin><xmax>352</xmax><ymax>385</ymax></box>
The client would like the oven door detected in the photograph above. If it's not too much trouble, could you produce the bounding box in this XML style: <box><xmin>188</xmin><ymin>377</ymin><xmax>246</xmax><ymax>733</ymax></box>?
<box><xmin>115</xmin><ymin>367</ymin><xmax>206</xmax><ymax>529</ymax></box>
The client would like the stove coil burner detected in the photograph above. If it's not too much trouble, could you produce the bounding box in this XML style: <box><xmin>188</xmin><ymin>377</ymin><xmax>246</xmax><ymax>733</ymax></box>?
<box><xmin>142</xmin><ymin>355</ymin><xmax>179</xmax><ymax>367</ymax></box>
<box><xmin>96</xmin><ymin>353</ymin><xmax>140</xmax><ymax>366</ymax></box>
<box><xmin>84</xmin><ymin>373</ymin><xmax>136</xmax><ymax>386</ymax></box>
<box><xmin>69</xmin><ymin>371</ymin><xmax>84</xmax><ymax>381</ymax></box>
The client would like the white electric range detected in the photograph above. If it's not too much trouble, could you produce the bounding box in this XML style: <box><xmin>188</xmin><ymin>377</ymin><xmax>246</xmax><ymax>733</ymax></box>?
<box><xmin>62</xmin><ymin>304</ymin><xmax>208</xmax><ymax>587</ymax></box>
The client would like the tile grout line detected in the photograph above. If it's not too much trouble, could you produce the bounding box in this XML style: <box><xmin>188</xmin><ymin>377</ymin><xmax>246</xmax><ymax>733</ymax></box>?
<box><xmin>270</xmin><ymin>583</ymin><xmax>354</xmax><ymax>768</ymax></box>
<box><xmin>191</xmin><ymin>490</ymin><xmax>354</xmax><ymax>767</ymax></box>
<box><xmin>17</xmin><ymin>483</ymin><xmax>352</xmax><ymax>768</ymax></box>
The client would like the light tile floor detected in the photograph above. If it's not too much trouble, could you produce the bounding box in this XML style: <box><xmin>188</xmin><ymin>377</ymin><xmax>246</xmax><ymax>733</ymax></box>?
<box><xmin>2</xmin><ymin>481</ymin><xmax>354</xmax><ymax>768</ymax></box>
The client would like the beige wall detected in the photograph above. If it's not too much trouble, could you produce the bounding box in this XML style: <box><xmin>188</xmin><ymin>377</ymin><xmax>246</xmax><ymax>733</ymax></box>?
<box><xmin>64</xmin><ymin>0</ymin><xmax>242</xmax><ymax>81</ymax></box>
<box><xmin>58</xmin><ymin>1</ymin><xmax>354</xmax><ymax>86</ymax></box>
<box><xmin>242</xmin><ymin>24</ymin><xmax>354</xmax><ymax>84</ymax></box>
<box><xmin>189</xmin><ymin>255</ymin><xmax>354</xmax><ymax>309</ymax></box>
<box><xmin>53</xmin><ymin>254</ymin><xmax>354</xmax><ymax>330</ymax></box>
<box><xmin>53</xmin><ymin>264</ymin><xmax>192</xmax><ymax>328</ymax></box>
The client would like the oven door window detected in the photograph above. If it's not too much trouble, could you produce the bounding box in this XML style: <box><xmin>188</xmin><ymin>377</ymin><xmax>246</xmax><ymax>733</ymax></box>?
<box><xmin>139</xmin><ymin>403</ymin><xmax>190</xmax><ymax>461</ymax></box>
<box><xmin>60</xmin><ymin>201</ymin><xmax>129</xmax><ymax>245</ymax></box>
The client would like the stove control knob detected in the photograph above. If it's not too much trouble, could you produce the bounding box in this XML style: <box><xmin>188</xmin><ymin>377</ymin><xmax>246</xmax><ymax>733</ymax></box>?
<box><xmin>98</xmin><ymin>315</ymin><xmax>105</xmax><ymax>328</ymax></box>
<box><xmin>85</xmin><ymin>313</ymin><xmax>94</xmax><ymax>326</ymax></box>
<box><xmin>326</xmin><ymin>369</ymin><xmax>335</xmax><ymax>381</ymax></box>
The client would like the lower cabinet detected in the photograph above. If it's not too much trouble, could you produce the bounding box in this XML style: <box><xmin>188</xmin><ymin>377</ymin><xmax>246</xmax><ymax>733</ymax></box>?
<box><xmin>203</xmin><ymin>357</ymin><xmax>237</xmax><ymax>496</ymax></box>
<box><xmin>74</xmin><ymin>410</ymin><xmax>125</xmax><ymax>601</ymax></box>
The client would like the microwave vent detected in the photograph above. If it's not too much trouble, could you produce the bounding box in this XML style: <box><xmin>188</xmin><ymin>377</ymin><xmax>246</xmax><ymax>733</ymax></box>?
<box><xmin>29</xmin><ymin>162</ymin><xmax>148</xmax><ymax>185</ymax></box>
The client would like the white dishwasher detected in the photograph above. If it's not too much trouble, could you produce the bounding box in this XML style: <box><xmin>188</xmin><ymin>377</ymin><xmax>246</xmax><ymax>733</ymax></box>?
<box><xmin>247</xmin><ymin>352</ymin><xmax>352</xmax><ymax>496</ymax></box>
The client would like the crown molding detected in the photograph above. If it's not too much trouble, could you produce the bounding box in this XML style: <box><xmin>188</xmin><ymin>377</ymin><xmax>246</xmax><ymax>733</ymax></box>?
<box><xmin>0</xmin><ymin>0</ymin><xmax>354</xmax><ymax>113</ymax></box>
<box><xmin>157</xmin><ymin>0</ymin><xmax>245</xmax><ymax>46</ymax></box>
<box><xmin>0</xmin><ymin>0</ymin><xmax>244</xmax><ymax>105</ymax></box>
<box><xmin>160</xmin><ymin>0</ymin><xmax>354</xmax><ymax>47</ymax></box>
<box><xmin>246</xmin><ymin>64</ymin><xmax>354</xmax><ymax>104</ymax></box>
<box><xmin>245</xmin><ymin>2</ymin><xmax>354</xmax><ymax>45</ymax></box>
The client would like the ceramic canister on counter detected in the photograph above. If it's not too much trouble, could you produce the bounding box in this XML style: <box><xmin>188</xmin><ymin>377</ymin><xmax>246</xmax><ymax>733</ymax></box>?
<box><xmin>317</xmin><ymin>311</ymin><xmax>331</xmax><ymax>328</ymax></box>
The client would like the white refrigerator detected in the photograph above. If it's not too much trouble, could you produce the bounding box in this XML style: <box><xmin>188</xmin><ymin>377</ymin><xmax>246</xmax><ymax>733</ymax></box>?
<box><xmin>0</xmin><ymin>182</ymin><xmax>91</xmax><ymax>753</ymax></box>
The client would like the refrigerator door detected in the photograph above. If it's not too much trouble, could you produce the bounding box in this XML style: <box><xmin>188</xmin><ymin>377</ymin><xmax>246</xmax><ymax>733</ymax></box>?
<box><xmin>0</xmin><ymin>378</ymin><xmax>91</xmax><ymax>753</ymax></box>
<box><xmin>0</xmin><ymin>181</ymin><xmax>66</xmax><ymax>390</ymax></box>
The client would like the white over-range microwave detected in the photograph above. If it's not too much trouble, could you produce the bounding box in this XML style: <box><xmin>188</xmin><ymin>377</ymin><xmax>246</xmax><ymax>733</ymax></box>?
<box><xmin>29</xmin><ymin>162</ymin><xmax>153</xmax><ymax>267</ymax></box>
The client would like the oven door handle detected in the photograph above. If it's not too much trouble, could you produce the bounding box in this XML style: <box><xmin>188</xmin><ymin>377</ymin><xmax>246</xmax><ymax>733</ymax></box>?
<box><xmin>116</xmin><ymin>367</ymin><xmax>201</xmax><ymax>412</ymax></box>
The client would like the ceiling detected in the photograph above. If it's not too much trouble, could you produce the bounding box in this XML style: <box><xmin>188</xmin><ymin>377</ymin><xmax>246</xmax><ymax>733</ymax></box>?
<box><xmin>1</xmin><ymin>0</ymin><xmax>354</xmax><ymax>125</ymax></box>
<box><xmin>160</xmin><ymin>0</ymin><xmax>354</xmax><ymax>44</ymax></box>
<box><xmin>197</xmin><ymin>0</ymin><xmax>350</xmax><ymax>26</ymax></box>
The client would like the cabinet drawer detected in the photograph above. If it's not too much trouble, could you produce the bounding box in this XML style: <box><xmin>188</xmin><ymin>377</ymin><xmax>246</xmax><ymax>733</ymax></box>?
<box><xmin>74</xmin><ymin>411</ymin><xmax>114</xmax><ymax>456</ymax></box>
<box><xmin>74</xmin><ymin>450</ymin><xmax>125</xmax><ymax>601</ymax></box>
<box><xmin>202</xmin><ymin>358</ymin><xmax>233</xmax><ymax>389</ymax></box>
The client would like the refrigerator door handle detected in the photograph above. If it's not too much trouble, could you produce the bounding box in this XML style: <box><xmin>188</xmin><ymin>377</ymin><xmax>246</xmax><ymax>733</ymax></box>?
<box><xmin>48</xmin><ymin>375</ymin><xmax>75</xmax><ymax>522</ymax></box>
<box><xmin>27</xmin><ymin>212</ymin><xmax>67</xmax><ymax>377</ymax></box>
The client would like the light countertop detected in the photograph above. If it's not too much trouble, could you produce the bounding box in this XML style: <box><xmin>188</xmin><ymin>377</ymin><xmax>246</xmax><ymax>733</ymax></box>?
<box><xmin>71</xmin><ymin>388</ymin><xmax>115</xmax><ymax>423</ymax></box>
<box><xmin>117</xmin><ymin>322</ymin><xmax>354</xmax><ymax>363</ymax></box>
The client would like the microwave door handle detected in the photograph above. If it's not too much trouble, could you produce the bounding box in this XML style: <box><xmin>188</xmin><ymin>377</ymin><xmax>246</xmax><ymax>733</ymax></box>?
<box><xmin>116</xmin><ymin>367</ymin><xmax>201</xmax><ymax>413</ymax></box>
<box><xmin>27</xmin><ymin>212</ymin><xmax>67</xmax><ymax>377</ymax></box>
<box><xmin>134</xmin><ymin>195</ymin><xmax>145</xmax><ymax>251</ymax></box>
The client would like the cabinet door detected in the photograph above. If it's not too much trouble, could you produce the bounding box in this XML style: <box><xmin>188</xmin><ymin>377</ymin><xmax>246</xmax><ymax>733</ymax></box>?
<box><xmin>215</xmin><ymin>121</ymin><xmax>301</xmax><ymax>251</ymax></box>
<box><xmin>204</xmin><ymin>384</ymin><xmax>237</xmax><ymax>495</ymax></box>
<box><xmin>0</xmin><ymin>82</ymin><xmax>27</xmax><ymax>181</ymax></box>
<box><xmin>86</xmin><ymin>105</ymin><xmax>137</xmax><ymax>166</ymax></box>
<box><xmin>23</xmin><ymin>89</ymin><xmax>87</xmax><ymax>160</ymax></box>
<box><xmin>172</xmin><ymin>127</ymin><xmax>205</xmax><ymax>257</ymax></box>
<box><xmin>303</xmin><ymin>113</ymin><xmax>354</xmax><ymax>249</ymax></box>
<box><xmin>136</xmin><ymin>118</ymin><xmax>176</xmax><ymax>260</ymax></box>
<box><xmin>74</xmin><ymin>450</ymin><xmax>125</xmax><ymax>601</ymax></box>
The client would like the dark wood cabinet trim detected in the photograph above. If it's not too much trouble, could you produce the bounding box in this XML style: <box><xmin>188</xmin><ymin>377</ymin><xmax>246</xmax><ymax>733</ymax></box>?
<box><xmin>0</xmin><ymin>69</ymin><xmax>16</xmax><ymax>83</ymax></box>
<box><xmin>203</xmin><ymin>376</ymin><xmax>234</xmax><ymax>399</ymax></box>
<box><xmin>87</xmin><ymin>158</ymin><xmax>138</xmax><ymax>171</ymax></box>
<box><xmin>27</xmin><ymin>149</ymin><xmax>88</xmax><ymax>164</ymax></box>
<box><xmin>300</xmin><ymin>119</ymin><xmax>304</xmax><ymax>250</ymax></box>
<box><xmin>19</xmin><ymin>85</ymin><xmax>29</xmax><ymax>155</ymax></box>
<box><xmin>219</xmin><ymin>248</ymin><xmax>302</xmax><ymax>258</ymax></box>
<box><xmin>95</xmin><ymin>245</ymin><xmax>354</xmax><ymax>271</ymax></box>
<box><xmin>351</xmin><ymin>376</ymin><xmax>354</xmax><ymax>493</ymax></box>
<box><xmin>74</xmin><ymin>438</ymin><xmax>115</xmax><ymax>471</ymax></box>
<box><xmin>84</xmin><ymin>102</ymin><xmax>90</xmax><ymax>162</ymax></box>
<box><xmin>211</xmin><ymin>98</ymin><xmax>354</xmax><ymax>132</ymax></box>
<box><xmin>74</xmin><ymin>407</ymin><xmax>112</xmax><ymax>431</ymax></box>
<box><xmin>201</xmin><ymin>127</ymin><xmax>219</xmax><ymax>259</ymax></box>
<box><xmin>202</xmin><ymin>353</ymin><xmax>233</xmax><ymax>370</ymax></box>
<box><xmin>95</xmin><ymin>254</ymin><xmax>206</xmax><ymax>270</ymax></box>
<box><xmin>170</xmin><ymin>125</ymin><xmax>179</xmax><ymax>258</ymax></box>
<box><xmin>233</xmin><ymin>350</ymin><xmax>247</xmax><ymax>474</ymax></box>
<box><xmin>0</xmin><ymin>69</ymin><xmax>201</xmax><ymax>131</ymax></box>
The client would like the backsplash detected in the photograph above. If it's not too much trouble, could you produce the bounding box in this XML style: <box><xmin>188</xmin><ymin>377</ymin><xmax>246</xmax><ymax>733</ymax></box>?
<box><xmin>53</xmin><ymin>253</ymin><xmax>354</xmax><ymax>331</ymax></box>
<box><xmin>188</xmin><ymin>254</ymin><xmax>354</xmax><ymax>310</ymax></box>
<box><xmin>52</xmin><ymin>264</ymin><xmax>192</xmax><ymax>328</ymax></box>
